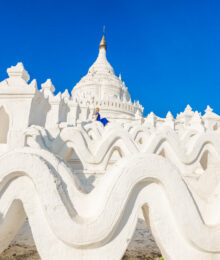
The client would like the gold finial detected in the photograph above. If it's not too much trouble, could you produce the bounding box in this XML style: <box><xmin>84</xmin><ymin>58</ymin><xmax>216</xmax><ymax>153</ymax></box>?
<box><xmin>99</xmin><ymin>26</ymin><xmax>107</xmax><ymax>49</ymax></box>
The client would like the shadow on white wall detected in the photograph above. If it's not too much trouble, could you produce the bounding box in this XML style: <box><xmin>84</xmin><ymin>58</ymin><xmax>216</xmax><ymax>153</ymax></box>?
<box><xmin>0</xmin><ymin>106</ymin><xmax>9</xmax><ymax>144</ymax></box>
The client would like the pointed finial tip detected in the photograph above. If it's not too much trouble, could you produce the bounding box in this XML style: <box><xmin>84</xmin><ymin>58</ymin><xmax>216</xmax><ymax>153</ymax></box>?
<box><xmin>99</xmin><ymin>26</ymin><xmax>107</xmax><ymax>50</ymax></box>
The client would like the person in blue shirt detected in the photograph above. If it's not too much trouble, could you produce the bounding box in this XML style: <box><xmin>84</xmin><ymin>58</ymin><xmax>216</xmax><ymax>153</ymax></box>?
<box><xmin>95</xmin><ymin>108</ymin><xmax>109</xmax><ymax>126</ymax></box>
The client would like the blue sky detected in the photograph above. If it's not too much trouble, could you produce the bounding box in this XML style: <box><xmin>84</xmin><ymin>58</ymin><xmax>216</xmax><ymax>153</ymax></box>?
<box><xmin>0</xmin><ymin>0</ymin><xmax>220</xmax><ymax>117</ymax></box>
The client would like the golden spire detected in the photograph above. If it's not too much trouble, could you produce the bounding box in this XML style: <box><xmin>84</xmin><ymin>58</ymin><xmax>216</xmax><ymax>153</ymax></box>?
<box><xmin>99</xmin><ymin>26</ymin><xmax>107</xmax><ymax>49</ymax></box>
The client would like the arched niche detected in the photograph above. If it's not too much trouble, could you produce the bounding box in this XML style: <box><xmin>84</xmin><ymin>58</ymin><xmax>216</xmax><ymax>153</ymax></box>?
<box><xmin>0</xmin><ymin>106</ymin><xmax>9</xmax><ymax>143</ymax></box>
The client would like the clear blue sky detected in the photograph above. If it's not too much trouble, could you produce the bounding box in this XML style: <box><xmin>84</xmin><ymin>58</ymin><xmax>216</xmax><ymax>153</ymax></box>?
<box><xmin>0</xmin><ymin>0</ymin><xmax>220</xmax><ymax>117</ymax></box>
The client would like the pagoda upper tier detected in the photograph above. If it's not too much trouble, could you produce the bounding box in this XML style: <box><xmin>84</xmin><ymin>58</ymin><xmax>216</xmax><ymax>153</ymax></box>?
<box><xmin>71</xmin><ymin>33</ymin><xmax>143</xmax><ymax>121</ymax></box>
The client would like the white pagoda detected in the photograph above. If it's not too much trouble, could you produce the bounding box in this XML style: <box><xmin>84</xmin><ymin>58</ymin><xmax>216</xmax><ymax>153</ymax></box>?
<box><xmin>70</xmin><ymin>33</ymin><xmax>144</xmax><ymax>123</ymax></box>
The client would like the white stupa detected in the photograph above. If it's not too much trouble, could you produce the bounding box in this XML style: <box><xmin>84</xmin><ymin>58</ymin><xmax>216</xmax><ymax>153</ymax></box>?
<box><xmin>71</xmin><ymin>33</ymin><xmax>144</xmax><ymax>122</ymax></box>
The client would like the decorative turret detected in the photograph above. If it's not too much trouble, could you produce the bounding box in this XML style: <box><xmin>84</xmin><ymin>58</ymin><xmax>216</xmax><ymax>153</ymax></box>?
<box><xmin>203</xmin><ymin>105</ymin><xmax>220</xmax><ymax>130</ymax></box>
<box><xmin>7</xmin><ymin>62</ymin><xmax>30</xmax><ymax>83</ymax></box>
<box><xmin>41</xmin><ymin>79</ymin><xmax>55</xmax><ymax>97</ymax></box>
<box><xmin>0</xmin><ymin>63</ymin><xmax>50</xmax><ymax>148</ymax></box>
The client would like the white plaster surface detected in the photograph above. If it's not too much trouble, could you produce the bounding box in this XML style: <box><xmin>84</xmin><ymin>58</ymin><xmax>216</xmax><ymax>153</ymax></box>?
<box><xmin>0</xmin><ymin>35</ymin><xmax>220</xmax><ymax>260</ymax></box>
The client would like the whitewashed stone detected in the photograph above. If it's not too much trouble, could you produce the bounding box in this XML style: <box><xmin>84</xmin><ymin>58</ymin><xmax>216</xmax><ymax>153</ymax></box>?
<box><xmin>0</xmin><ymin>34</ymin><xmax>220</xmax><ymax>260</ymax></box>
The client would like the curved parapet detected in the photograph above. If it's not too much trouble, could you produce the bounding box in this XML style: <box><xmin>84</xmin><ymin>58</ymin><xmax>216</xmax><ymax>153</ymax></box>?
<box><xmin>0</xmin><ymin>149</ymin><xmax>220</xmax><ymax>259</ymax></box>
<box><xmin>25</xmin><ymin>123</ymin><xmax>220</xmax><ymax>176</ymax></box>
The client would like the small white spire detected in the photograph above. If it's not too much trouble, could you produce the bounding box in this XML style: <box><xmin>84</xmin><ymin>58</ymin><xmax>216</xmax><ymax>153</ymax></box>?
<box><xmin>166</xmin><ymin>111</ymin><xmax>173</xmax><ymax>119</ymax></box>
<box><xmin>41</xmin><ymin>79</ymin><xmax>55</xmax><ymax>93</ymax></box>
<box><xmin>205</xmin><ymin>105</ymin><xmax>213</xmax><ymax>113</ymax></box>
<box><xmin>185</xmin><ymin>104</ymin><xmax>192</xmax><ymax>112</ymax></box>
<box><xmin>62</xmin><ymin>89</ymin><xmax>70</xmax><ymax>99</ymax></box>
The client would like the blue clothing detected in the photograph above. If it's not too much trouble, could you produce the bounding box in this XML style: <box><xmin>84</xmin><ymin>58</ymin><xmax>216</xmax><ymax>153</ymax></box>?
<box><xmin>96</xmin><ymin>112</ymin><xmax>109</xmax><ymax>126</ymax></box>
